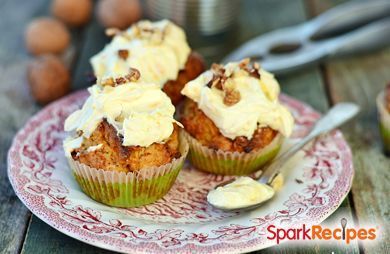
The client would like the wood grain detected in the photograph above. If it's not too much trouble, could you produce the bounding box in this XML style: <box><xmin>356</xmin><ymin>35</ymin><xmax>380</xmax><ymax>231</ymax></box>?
<box><xmin>309</xmin><ymin>1</ymin><xmax>390</xmax><ymax>253</ymax></box>
<box><xmin>0</xmin><ymin>0</ymin><xmax>49</xmax><ymax>253</ymax></box>
<box><xmin>322</xmin><ymin>50</ymin><xmax>390</xmax><ymax>254</ymax></box>
<box><xmin>21</xmin><ymin>216</ymin><xmax>111</xmax><ymax>254</ymax></box>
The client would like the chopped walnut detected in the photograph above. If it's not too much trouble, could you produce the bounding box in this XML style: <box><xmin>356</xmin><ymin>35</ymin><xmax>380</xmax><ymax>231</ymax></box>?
<box><xmin>132</xmin><ymin>23</ymin><xmax>165</xmax><ymax>44</ymax></box>
<box><xmin>238</xmin><ymin>58</ymin><xmax>250</xmax><ymax>68</ymax></box>
<box><xmin>214</xmin><ymin>77</ymin><xmax>225</xmax><ymax>90</ymax></box>
<box><xmin>234</xmin><ymin>136</ymin><xmax>249</xmax><ymax>148</ymax></box>
<box><xmin>118</xmin><ymin>49</ymin><xmax>129</xmax><ymax>60</ymax></box>
<box><xmin>248</xmin><ymin>62</ymin><xmax>261</xmax><ymax>79</ymax></box>
<box><xmin>207</xmin><ymin>76</ymin><xmax>224</xmax><ymax>90</ymax></box>
<box><xmin>238</xmin><ymin>58</ymin><xmax>261</xmax><ymax>79</ymax></box>
<box><xmin>101</xmin><ymin>77</ymin><xmax>115</xmax><ymax>87</ymax></box>
<box><xmin>125</xmin><ymin>67</ymin><xmax>141</xmax><ymax>82</ymax></box>
<box><xmin>206</xmin><ymin>63</ymin><xmax>242</xmax><ymax>105</ymax></box>
<box><xmin>206</xmin><ymin>77</ymin><xmax>213</xmax><ymax>88</ymax></box>
<box><xmin>223</xmin><ymin>87</ymin><xmax>241</xmax><ymax>106</ymax></box>
<box><xmin>99</xmin><ymin>68</ymin><xmax>141</xmax><ymax>87</ymax></box>
<box><xmin>115</xmin><ymin>77</ymin><xmax>127</xmax><ymax>84</ymax></box>
<box><xmin>206</xmin><ymin>64</ymin><xmax>231</xmax><ymax>90</ymax></box>
<box><xmin>248</xmin><ymin>68</ymin><xmax>260</xmax><ymax>79</ymax></box>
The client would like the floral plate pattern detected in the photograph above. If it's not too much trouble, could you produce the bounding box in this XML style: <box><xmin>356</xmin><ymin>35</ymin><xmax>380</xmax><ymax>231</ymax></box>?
<box><xmin>8</xmin><ymin>90</ymin><xmax>354</xmax><ymax>253</ymax></box>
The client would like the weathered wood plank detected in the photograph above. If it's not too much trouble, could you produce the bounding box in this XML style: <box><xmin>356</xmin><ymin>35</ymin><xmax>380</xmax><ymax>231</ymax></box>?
<box><xmin>309</xmin><ymin>1</ymin><xmax>390</xmax><ymax>253</ymax></box>
<box><xmin>322</xmin><ymin>50</ymin><xmax>390</xmax><ymax>254</ymax></box>
<box><xmin>21</xmin><ymin>216</ymin><xmax>111</xmax><ymax>254</ymax></box>
<box><xmin>0</xmin><ymin>0</ymin><xmax>50</xmax><ymax>253</ymax></box>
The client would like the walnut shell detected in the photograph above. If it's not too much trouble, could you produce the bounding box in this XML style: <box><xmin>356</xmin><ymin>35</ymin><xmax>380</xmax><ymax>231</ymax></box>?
<box><xmin>25</xmin><ymin>17</ymin><xmax>70</xmax><ymax>55</ymax></box>
<box><xmin>27</xmin><ymin>55</ymin><xmax>70</xmax><ymax>104</ymax></box>
<box><xmin>96</xmin><ymin>0</ymin><xmax>141</xmax><ymax>29</ymax></box>
<box><xmin>51</xmin><ymin>0</ymin><xmax>93</xmax><ymax>27</ymax></box>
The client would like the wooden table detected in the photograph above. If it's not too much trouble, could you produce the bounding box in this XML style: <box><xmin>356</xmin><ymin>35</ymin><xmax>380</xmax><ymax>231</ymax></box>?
<box><xmin>0</xmin><ymin>0</ymin><xmax>389</xmax><ymax>253</ymax></box>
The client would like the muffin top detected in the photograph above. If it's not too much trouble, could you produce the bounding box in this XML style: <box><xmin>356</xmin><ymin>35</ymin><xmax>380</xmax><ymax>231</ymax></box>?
<box><xmin>181</xmin><ymin>59</ymin><xmax>294</xmax><ymax>140</ymax></box>
<box><xmin>63</xmin><ymin>73</ymin><xmax>181</xmax><ymax>157</ymax></box>
<box><xmin>90</xmin><ymin>20</ymin><xmax>190</xmax><ymax>88</ymax></box>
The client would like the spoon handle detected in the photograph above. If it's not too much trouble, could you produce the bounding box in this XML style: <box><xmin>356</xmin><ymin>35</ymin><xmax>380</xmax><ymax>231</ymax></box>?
<box><xmin>258</xmin><ymin>102</ymin><xmax>359</xmax><ymax>184</ymax></box>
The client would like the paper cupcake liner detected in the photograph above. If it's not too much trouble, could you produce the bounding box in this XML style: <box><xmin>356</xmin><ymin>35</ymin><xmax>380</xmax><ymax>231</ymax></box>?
<box><xmin>68</xmin><ymin>133</ymin><xmax>189</xmax><ymax>208</ymax></box>
<box><xmin>377</xmin><ymin>91</ymin><xmax>390</xmax><ymax>153</ymax></box>
<box><xmin>182</xmin><ymin>131</ymin><xmax>283</xmax><ymax>175</ymax></box>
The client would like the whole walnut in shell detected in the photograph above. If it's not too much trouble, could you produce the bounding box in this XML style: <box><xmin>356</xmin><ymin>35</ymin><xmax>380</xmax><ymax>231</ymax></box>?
<box><xmin>96</xmin><ymin>0</ymin><xmax>141</xmax><ymax>29</ymax></box>
<box><xmin>51</xmin><ymin>0</ymin><xmax>93</xmax><ymax>27</ymax></box>
<box><xmin>27</xmin><ymin>55</ymin><xmax>70</xmax><ymax>104</ymax></box>
<box><xmin>25</xmin><ymin>17</ymin><xmax>70</xmax><ymax>55</ymax></box>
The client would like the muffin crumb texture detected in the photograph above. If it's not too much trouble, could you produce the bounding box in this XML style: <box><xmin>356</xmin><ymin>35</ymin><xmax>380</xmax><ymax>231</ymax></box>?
<box><xmin>72</xmin><ymin>121</ymin><xmax>181</xmax><ymax>173</ymax></box>
<box><xmin>181</xmin><ymin>99</ymin><xmax>278</xmax><ymax>153</ymax></box>
<box><xmin>162</xmin><ymin>52</ymin><xmax>205</xmax><ymax>105</ymax></box>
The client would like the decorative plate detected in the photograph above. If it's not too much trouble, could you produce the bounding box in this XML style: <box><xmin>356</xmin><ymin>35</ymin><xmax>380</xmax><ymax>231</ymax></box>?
<box><xmin>8</xmin><ymin>90</ymin><xmax>353</xmax><ymax>254</ymax></box>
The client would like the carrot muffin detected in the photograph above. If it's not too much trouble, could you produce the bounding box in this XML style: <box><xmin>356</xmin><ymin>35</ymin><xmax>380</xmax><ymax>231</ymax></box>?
<box><xmin>63</xmin><ymin>70</ymin><xmax>188</xmax><ymax>207</ymax></box>
<box><xmin>90</xmin><ymin>19</ymin><xmax>205</xmax><ymax>105</ymax></box>
<box><xmin>377</xmin><ymin>83</ymin><xmax>390</xmax><ymax>154</ymax></box>
<box><xmin>180</xmin><ymin>59</ymin><xmax>294</xmax><ymax>175</ymax></box>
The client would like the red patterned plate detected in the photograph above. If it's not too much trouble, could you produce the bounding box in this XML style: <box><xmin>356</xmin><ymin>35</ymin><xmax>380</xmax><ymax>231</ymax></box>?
<box><xmin>8</xmin><ymin>90</ymin><xmax>354</xmax><ymax>253</ymax></box>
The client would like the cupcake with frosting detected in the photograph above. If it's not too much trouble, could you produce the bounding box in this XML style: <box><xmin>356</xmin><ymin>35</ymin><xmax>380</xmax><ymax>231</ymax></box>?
<box><xmin>377</xmin><ymin>83</ymin><xmax>390</xmax><ymax>154</ymax></box>
<box><xmin>63</xmin><ymin>70</ymin><xmax>188</xmax><ymax>207</ymax></box>
<box><xmin>180</xmin><ymin>59</ymin><xmax>294</xmax><ymax>175</ymax></box>
<box><xmin>90</xmin><ymin>19</ymin><xmax>204</xmax><ymax>105</ymax></box>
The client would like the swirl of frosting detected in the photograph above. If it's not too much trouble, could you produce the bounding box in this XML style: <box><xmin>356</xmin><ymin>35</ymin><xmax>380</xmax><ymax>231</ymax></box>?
<box><xmin>181</xmin><ymin>61</ymin><xmax>294</xmax><ymax>139</ymax></box>
<box><xmin>90</xmin><ymin>20</ymin><xmax>190</xmax><ymax>88</ymax></box>
<box><xmin>63</xmin><ymin>81</ymin><xmax>181</xmax><ymax>157</ymax></box>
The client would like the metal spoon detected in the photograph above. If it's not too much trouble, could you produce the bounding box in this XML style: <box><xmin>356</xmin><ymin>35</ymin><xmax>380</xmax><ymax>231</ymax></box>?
<box><xmin>208</xmin><ymin>102</ymin><xmax>360</xmax><ymax>212</ymax></box>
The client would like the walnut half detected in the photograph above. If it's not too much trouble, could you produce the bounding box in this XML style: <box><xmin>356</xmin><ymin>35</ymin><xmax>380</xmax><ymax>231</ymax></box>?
<box><xmin>223</xmin><ymin>87</ymin><xmax>241</xmax><ymax>106</ymax></box>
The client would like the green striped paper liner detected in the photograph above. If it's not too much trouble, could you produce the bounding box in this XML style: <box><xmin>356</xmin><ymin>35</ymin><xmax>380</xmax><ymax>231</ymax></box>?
<box><xmin>183</xmin><ymin>131</ymin><xmax>283</xmax><ymax>175</ymax></box>
<box><xmin>377</xmin><ymin>91</ymin><xmax>390</xmax><ymax>154</ymax></box>
<box><xmin>68</xmin><ymin>134</ymin><xmax>189</xmax><ymax>208</ymax></box>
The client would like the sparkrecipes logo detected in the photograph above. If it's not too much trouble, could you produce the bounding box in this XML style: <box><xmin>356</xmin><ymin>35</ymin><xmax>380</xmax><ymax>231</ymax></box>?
<box><xmin>267</xmin><ymin>218</ymin><xmax>377</xmax><ymax>244</ymax></box>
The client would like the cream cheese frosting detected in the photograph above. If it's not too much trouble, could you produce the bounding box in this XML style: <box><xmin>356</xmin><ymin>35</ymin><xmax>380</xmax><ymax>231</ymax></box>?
<box><xmin>181</xmin><ymin>61</ymin><xmax>294</xmax><ymax>139</ymax></box>
<box><xmin>63</xmin><ymin>82</ymin><xmax>181</xmax><ymax>157</ymax></box>
<box><xmin>90</xmin><ymin>20</ymin><xmax>191</xmax><ymax>88</ymax></box>
<box><xmin>207</xmin><ymin>176</ymin><xmax>275</xmax><ymax>209</ymax></box>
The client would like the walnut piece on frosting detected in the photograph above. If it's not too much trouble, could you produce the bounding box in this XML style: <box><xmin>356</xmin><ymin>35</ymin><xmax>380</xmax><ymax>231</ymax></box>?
<box><xmin>100</xmin><ymin>68</ymin><xmax>141</xmax><ymax>87</ymax></box>
<box><xmin>118</xmin><ymin>49</ymin><xmax>129</xmax><ymax>60</ymax></box>
<box><xmin>239</xmin><ymin>58</ymin><xmax>261</xmax><ymax>79</ymax></box>
<box><xmin>206</xmin><ymin>63</ymin><xmax>241</xmax><ymax>106</ymax></box>
<box><xmin>223</xmin><ymin>87</ymin><xmax>241</xmax><ymax>106</ymax></box>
